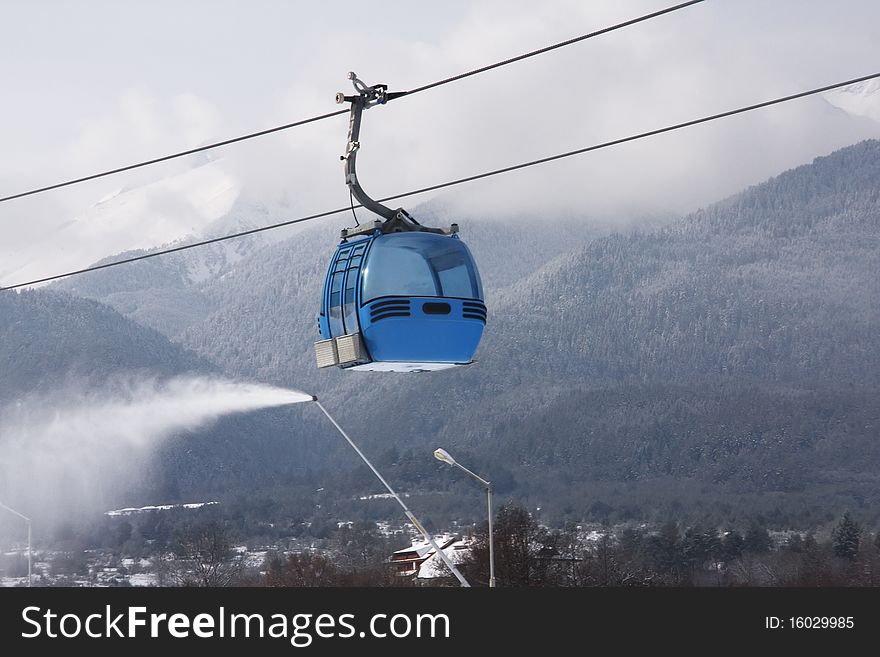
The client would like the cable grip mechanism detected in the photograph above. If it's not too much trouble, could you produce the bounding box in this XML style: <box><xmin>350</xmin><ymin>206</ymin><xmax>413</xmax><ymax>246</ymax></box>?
<box><xmin>336</xmin><ymin>72</ymin><xmax>398</xmax><ymax>108</ymax></box>
<box><xmin>334</xmin><ymin>72</ymin><xmax>449</xmax><ymax>237</ymax></box>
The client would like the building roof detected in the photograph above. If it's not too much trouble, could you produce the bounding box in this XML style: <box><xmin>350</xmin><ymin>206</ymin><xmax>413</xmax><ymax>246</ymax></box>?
<box><xmin>390</xmin><ymin>533</ymin><xmax>457</xmax><ymax>561</ymax></box>
<box><xmin>416</xmin><ymin>540</ymin><xmax>471</xmax><ymax>579</ymax></box>
<box><xmin>388</xmin><ymin>534</ymin><xmax>472</xmax><ymax>580</ymax></box>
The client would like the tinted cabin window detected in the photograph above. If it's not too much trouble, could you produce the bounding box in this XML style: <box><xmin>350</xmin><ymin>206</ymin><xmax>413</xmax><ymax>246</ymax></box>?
<box><xmin>342</xmin><ymin>243</ymin><xmax>366</xmax><ymax>334</ymax></box>
<box><xmin>328</xmin><ymin>248</ymin><xmax>351</xmax><ymax>336</ymax></box>
<box><xmin>361</xmin><ymin>233</ymin><xmax>483</xmax><ymax>303</ymax></box>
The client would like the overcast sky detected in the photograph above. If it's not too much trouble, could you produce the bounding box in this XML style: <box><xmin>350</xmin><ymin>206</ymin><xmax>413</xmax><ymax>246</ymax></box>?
<box><xmin>1</xmin><ymin>0</ymin><xmax>879</xmax><ymax>286</ymax></box>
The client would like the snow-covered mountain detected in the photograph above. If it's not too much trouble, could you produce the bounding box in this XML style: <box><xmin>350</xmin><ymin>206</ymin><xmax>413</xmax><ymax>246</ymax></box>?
<box><xmin>53</xmin><ymin>193</ymin><xmax>301</xmax><ymax>336</ymax></box>
<box><xmin>179</xmin><ymin>196</ymin><xmax>297</xmax><ymax>284</ymax></box>
<box><xmin>0</xmin><ymin>158</ymin><xmax>240</xmax><ymax>288</ymax></box>
<box><xmin>13</xmin><ymin>139</ymin><xmax>880</xmax><ymax>526</ymax></box>
<box><xmin>824</xmin><ymin>78</ymin><xmax>880</xmax><ymax>123</ymax></box>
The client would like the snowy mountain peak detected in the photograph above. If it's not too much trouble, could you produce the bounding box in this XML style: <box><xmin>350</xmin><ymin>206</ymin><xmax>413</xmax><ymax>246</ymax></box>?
<box><xmin>824</xmin><ymin>78</ymin><xmax>880</xmax><ymax>123</ymax></box>
<box><xmin>0</xmin><ymin>159</ymin><xmax>241</xmax><ymax>288</ymax></box>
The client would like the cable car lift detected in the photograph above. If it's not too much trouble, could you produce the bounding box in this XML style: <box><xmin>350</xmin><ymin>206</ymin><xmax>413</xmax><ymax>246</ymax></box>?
<box><xmin>315</xmin><ymin>73</ymin><xmax>487</xmax><ymax>372</ymax></box>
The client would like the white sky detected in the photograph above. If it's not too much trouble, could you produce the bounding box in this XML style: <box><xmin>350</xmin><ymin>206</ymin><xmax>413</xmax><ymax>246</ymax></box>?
<box><xmin>1</xmin><ymin>0</ymin><xmax>879</xmax><ymax>286</ymax></box>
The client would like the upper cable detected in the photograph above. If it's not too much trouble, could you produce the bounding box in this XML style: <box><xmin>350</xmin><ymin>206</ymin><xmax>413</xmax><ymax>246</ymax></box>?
<box><xmin>0</xmin><ymin>1</ymin><xmax>706</xmax><ymax>205</ymax></box>
<box><xmin>2</xmin><ymin>70</ymin><xmax>877</xmax><ymax>291</ymax></box>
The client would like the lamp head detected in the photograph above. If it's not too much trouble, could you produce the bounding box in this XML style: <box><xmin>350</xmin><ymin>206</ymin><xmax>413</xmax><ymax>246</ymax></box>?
<box><xmin>433</xmin><ymin>448</ymin><xmax>456</xmax><ymax>466</ymax></box>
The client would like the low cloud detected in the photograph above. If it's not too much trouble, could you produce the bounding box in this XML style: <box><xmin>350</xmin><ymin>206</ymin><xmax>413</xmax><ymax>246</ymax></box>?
<box><xmin>2</xmin><ymin>0</ymin><xmax>880</xmax><ymax>283</ymax></box>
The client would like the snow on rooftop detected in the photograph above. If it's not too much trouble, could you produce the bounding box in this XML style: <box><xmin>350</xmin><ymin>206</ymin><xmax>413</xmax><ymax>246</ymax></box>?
<box><xmin>417</xmin><ymin>539</ymin><xmax>471</xmax><ymax>580</ymax></box>
<box><xmin>391</xmin><ymin>534</ymin><xmax>469</xmax><ymax>571</ymax></box>
<box><xmin>391</xmin><ymin>533</ymin><xmax>451</xmax><ymax>557</ymax></box>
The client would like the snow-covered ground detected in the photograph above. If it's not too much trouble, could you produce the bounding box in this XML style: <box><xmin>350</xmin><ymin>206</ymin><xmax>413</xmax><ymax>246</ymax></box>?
<box><xmin>128</xmin><ymin>573</ymin><xmax>158</xmax><ymax>587</ymax></box>
<box><xmin>0</xmin><ymin>576</ymin><xmax>30</xmax><ymax>588</ymax></box>
<box><xmin>105</xmin><ymin>501</ymin><xmax>218</xmax><ymax>516</ymax></box>
<box><xmin>358</xmin><ymin>493</ymin><xmax>409</xmax><ymax>500</ymax></box>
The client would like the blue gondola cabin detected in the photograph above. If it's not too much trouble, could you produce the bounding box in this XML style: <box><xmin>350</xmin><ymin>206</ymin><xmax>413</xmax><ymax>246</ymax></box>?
<box><xmin>316</xmin><ymin>228</ymin><xmax>486</xmax><ymax>372</ymax></box>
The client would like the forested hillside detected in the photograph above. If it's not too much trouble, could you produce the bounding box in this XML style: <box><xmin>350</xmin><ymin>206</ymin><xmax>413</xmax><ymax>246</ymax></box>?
<box><xmin>0</xmin><ymin>290</ymin><xmax>206</xmax><ymax>397</ymax></box>
<box><xmin>37</xmin><ymin>140</ymin><xmax>880</xmax><ymax>528</ymax></box>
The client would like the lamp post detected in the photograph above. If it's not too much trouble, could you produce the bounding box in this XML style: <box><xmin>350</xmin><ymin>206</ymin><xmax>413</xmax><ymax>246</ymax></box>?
<box><xmin>310</xmin><ymin>398</ymin><xmax>470</xmax><ymax>587</ymax></box>
<box><xmin>0</xmin><ymin>501</ymin><xmax>31</xmax><ymax>587</ymax></box>
<box><xmin>433</xmin><ymin>448</ymin><xmax>495</xmax><ymax>588</ymax></box>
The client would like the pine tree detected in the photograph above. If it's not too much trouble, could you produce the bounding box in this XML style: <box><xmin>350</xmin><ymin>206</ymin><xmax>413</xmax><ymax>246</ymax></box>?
<box><xmin>743</xmin><ymin>525</ymin><xmax>772</xmax><ymax>554</ymax></box>
<box><xmin>799</xmin><ymin>534</ymin><xmax>830</xmax><ymax>586</ymax></box>
<box><xmin>721</xmin><ymin>530</ymin><xmax>744</xmax><ymax>561</ymax></box>
<box><xmin>831</xmin><ymin>512</ymin><xmax>861</xmax><ymax>561</ymax></box>
<box><xmin>645</xmin><ymin>522</ymin><xmax>685</xmax><ymax>582</ymax></box>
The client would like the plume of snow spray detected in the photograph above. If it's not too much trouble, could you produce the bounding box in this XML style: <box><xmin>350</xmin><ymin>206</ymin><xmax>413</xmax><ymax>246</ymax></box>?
<box><xmin>0</xmin><ymin>375</ymin><xmax>312</xmax><ymax>538</ymax></box>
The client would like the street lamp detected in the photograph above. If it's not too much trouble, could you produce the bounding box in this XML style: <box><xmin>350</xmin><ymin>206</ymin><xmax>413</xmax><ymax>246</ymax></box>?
<box><xmin>309</xmin><ymin>398</ymin><xmax>470</xmax><ymax>587</ymax></box>
<box><xmin>433</xmin><ymin>448</ymin><xmax>495</xmax><ymax>588</ymax></box>
<box><xmin>0</xmin><ymin>501</ymin><xmax>32</xmax><ymax>587</ymax></box>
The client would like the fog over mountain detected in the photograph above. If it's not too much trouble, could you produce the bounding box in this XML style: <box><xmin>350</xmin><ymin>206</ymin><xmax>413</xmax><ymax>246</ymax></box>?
<box><xmin>3</xmin><ymin>1</ymin><xmax>880</xmax><ymax>291</ymax></box>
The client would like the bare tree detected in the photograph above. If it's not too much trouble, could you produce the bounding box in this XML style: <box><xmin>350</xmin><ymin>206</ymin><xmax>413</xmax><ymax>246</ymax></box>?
<box><xmin>170</xmin><ymin>522</ymin><xmax>244</xmax><ymax>587</ymax></box>
<box><xmin>265</xmin><ymin>552</ymin><xmax>340</xmax><ymax>587</ymax></box>
<box><xmin>464</xmin><ymin>503</ymin><xmax>561</xmax><ymax>587</ymax></box>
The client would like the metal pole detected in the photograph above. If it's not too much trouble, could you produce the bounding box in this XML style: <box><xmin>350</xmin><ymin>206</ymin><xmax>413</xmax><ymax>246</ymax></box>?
<box><xmin>434</xmin><ymin>452</ymin><xmax>495</xmax><ymax>588</ymax></box>
<box><xmin>313</xmin><ymin>400</ymin><xmax>470</xmax><ymax>587</ymax></box>
<box><xmin>0</xmin><ymin>501</ymin><xmax>31</xmax><ymax>587</ymax></box>
<box><xmin>26</xmin><ymin>520</ymin><xmax>32</xmax><ymax>587</ymax></box>
<box><xmin>487</xmin><ymin>484</ymin><xmax>495</xmax><ymax>588</ymax></box>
